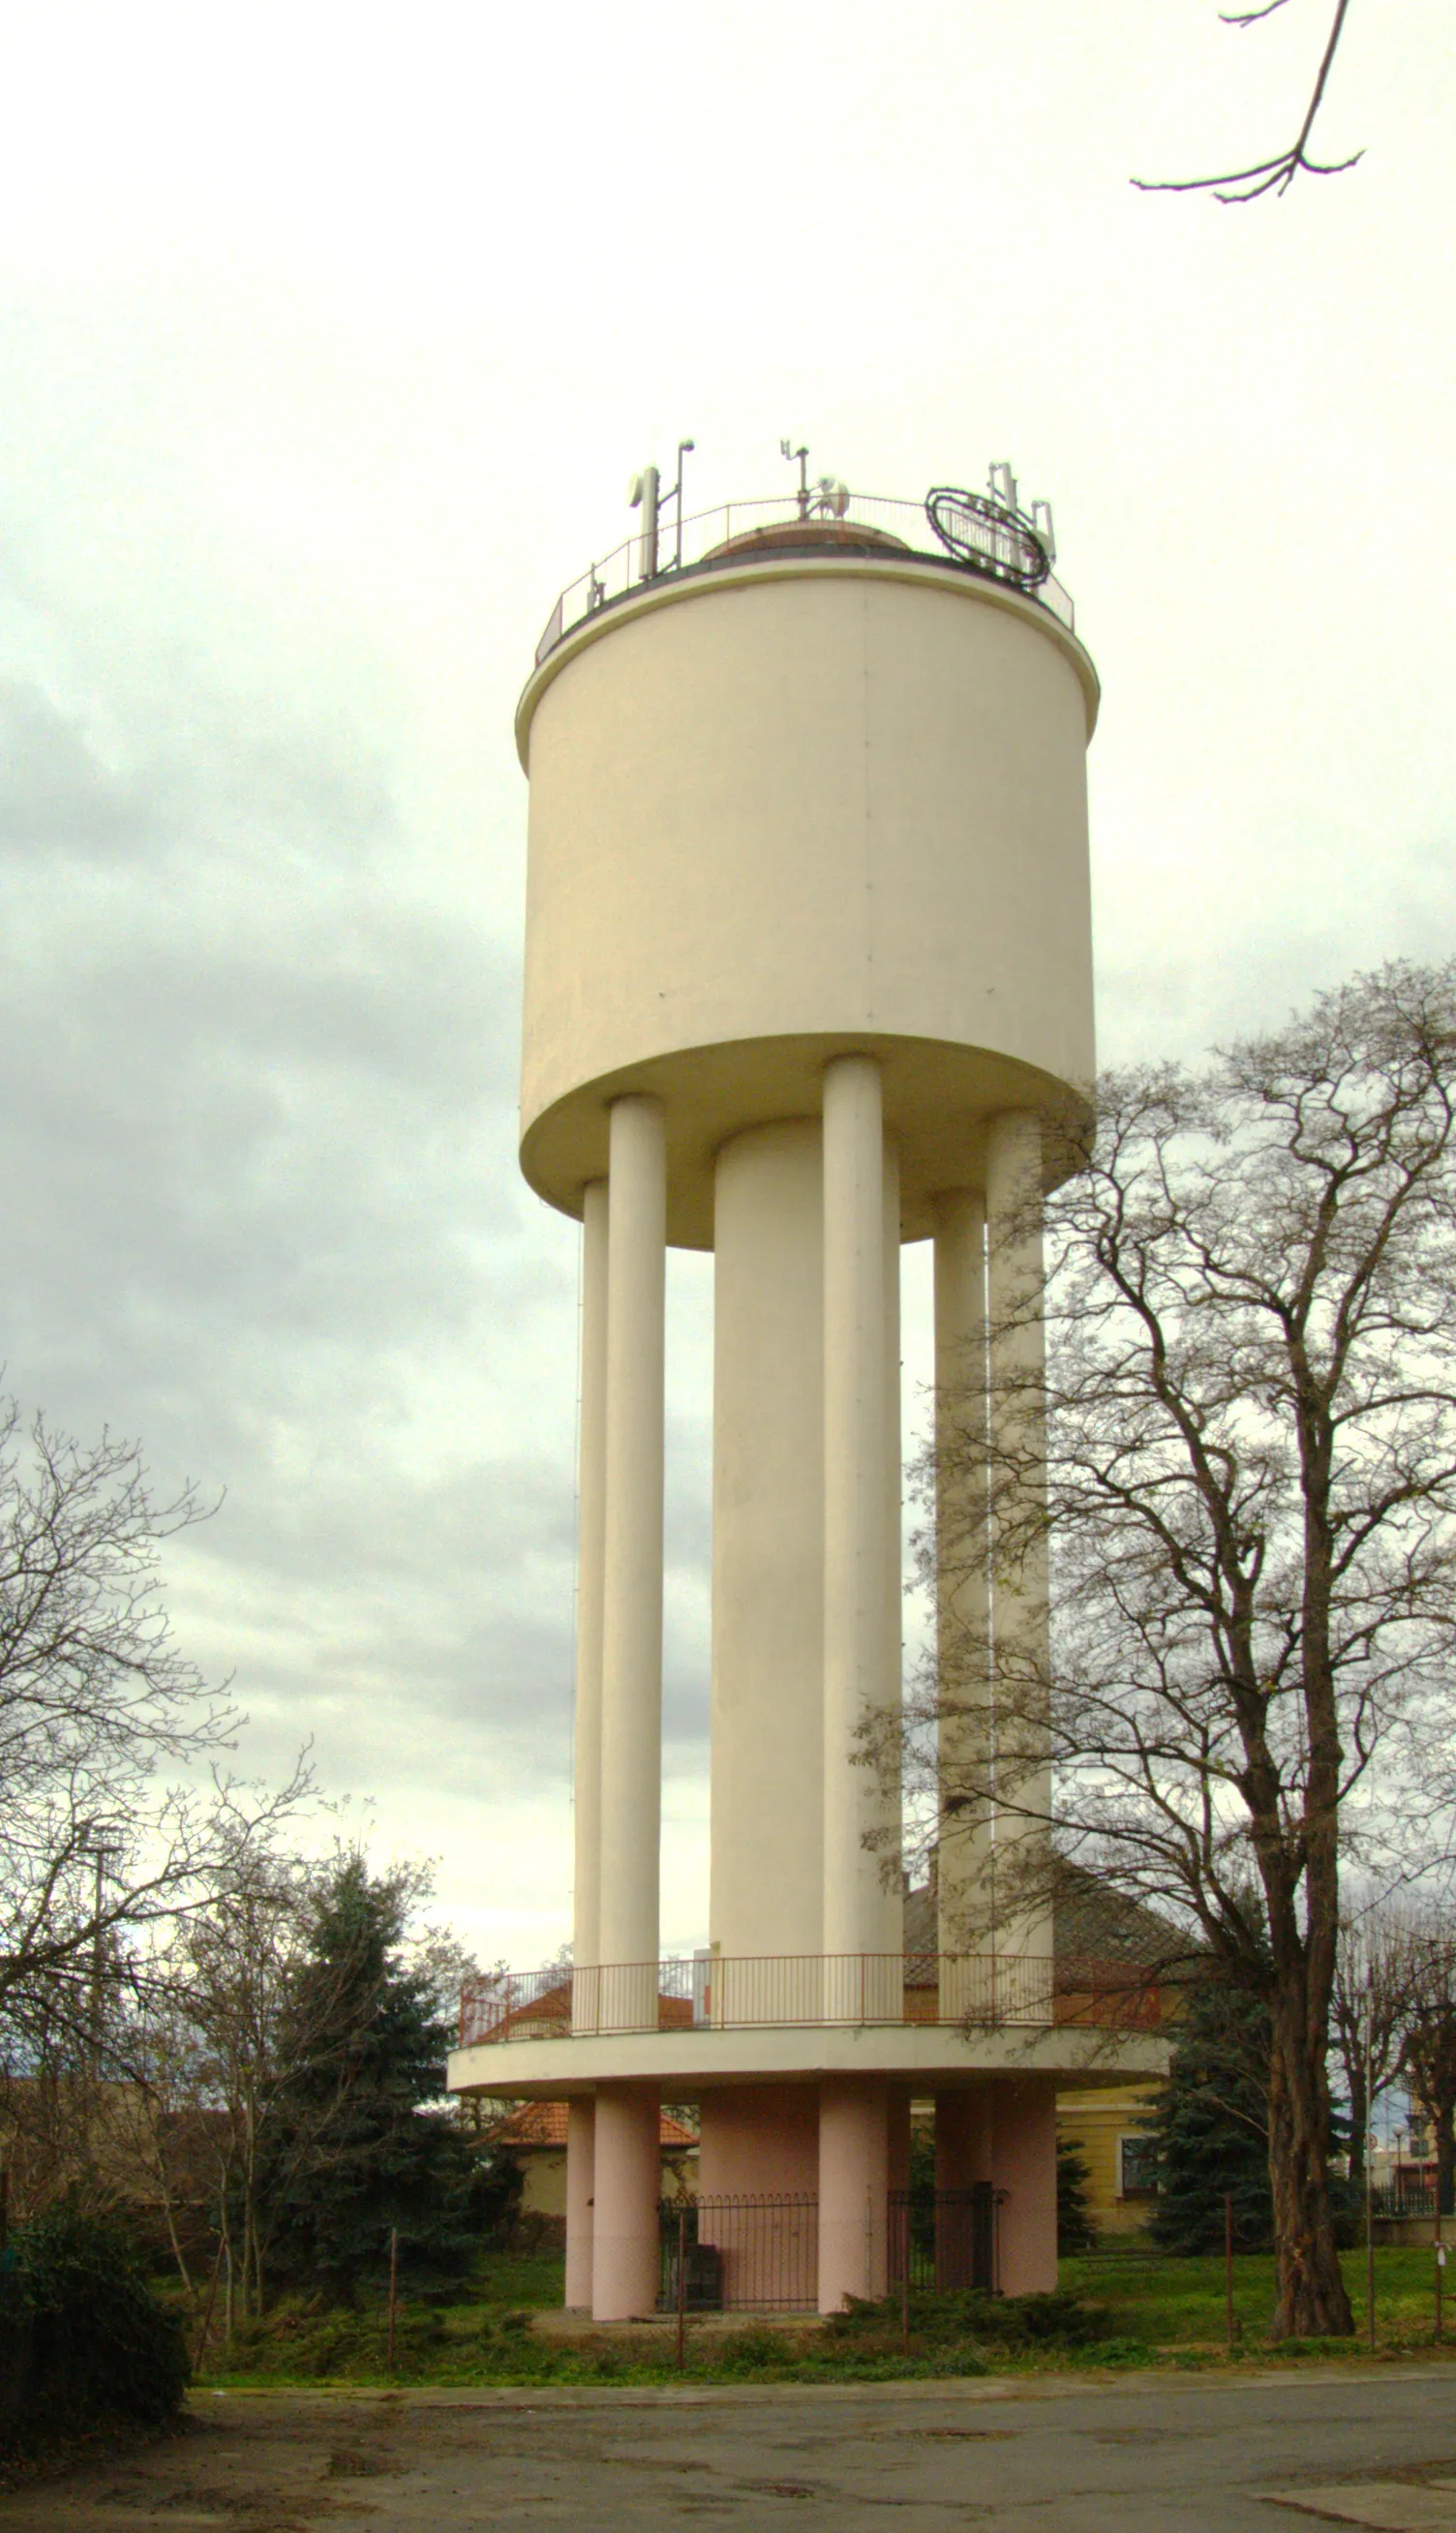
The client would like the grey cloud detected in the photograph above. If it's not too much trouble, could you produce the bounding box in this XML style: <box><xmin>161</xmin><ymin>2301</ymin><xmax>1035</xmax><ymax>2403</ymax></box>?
<box><xmin>0</xmin><ymin>591</ymin><xmax>626</xmax><ymax>1838</ymax></box>
<box><xmin>0</xmin><ymin>676</ymin><xmax>159</xmax><ymax>855</ymax></box>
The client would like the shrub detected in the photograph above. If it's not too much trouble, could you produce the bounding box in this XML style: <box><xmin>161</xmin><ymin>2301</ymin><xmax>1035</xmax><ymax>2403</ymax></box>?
<box><xmin>0</xmin><ymin>2205</ymin><xmax>189</xmax><ymax>2449</ymax></box>
<box><xmin>713</xmin><ymin>2327</ymin><xmax>795</xmax><ymax>2376</ymax></box>
<box><xmin>830</xmin><ymin>2288</ymin><xmax>1108</xmax><ymax>2350</ymax></box>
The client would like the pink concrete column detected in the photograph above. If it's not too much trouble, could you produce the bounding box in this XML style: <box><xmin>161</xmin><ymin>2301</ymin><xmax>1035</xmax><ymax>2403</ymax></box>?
<box><xmin>564</xmin><ymin>2097</ymin><xmax>595</xmax><ymax>2310</ymax></box>
<box><xmin>592</xmin><ymin>2086</ymin><xmax>660</xmax><ymax>2320</ymax></box>
<box><xmin>887</xmin><ymin>2090</ymin><xmax>912</xmax><ymax>2198</ymax></box>
<box><xmin>887</xmin><ymin>2090</ymin><xmax>912</xmax><ymax>2289</ymax></box>
<box><xmin>698</xmin><ymin>2087</ymin><xmax>819</xmax><ymax>2198</ymax></box>
<box><xmin>934</xmin><ymin>2087</ymin><xmax>993</xmax><ymax>2193</ymax></box>
<box><xmin>697</xmin><ymin>2087</ymin><xmax>819</xmax><ymax>2309</ymax></box>
<box><xmin>992</xmin><ymin>2077</ymin><xmax>1058</xmax><ymax>2296</ymax></box>
<box><xmin>934</xmin><ymin>2087</ymin><xmax>994</xmax><ymax>2291</ymax></box>
<box><xmin>818</xmin><ymin>2076</ymin><xmax>889</xmax><ymax>2313</ymax></box>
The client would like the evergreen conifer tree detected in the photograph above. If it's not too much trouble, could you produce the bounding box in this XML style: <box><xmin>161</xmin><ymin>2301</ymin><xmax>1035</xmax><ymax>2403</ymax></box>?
<box><xmin>258</xmin><ymin>1853</ymin><xmax>486</xmax><ymax>2300</ymax></box>
<box><xmin>1145</xmin><ymin>1971</ymin><xmax>1274</xmax><ymax>2253</ymax></box>
<box><xmin>1056</xmin><ymin>2136</ymin><xmax>1098</xmax><ymax>2254</ymax></box>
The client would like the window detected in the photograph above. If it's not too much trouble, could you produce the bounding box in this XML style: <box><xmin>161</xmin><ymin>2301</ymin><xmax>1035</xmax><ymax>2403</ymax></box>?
<box><xmin>1118</xmin><ymin>2135</ymin><xmax>1159</xmax><ymax>2200</ymax></box>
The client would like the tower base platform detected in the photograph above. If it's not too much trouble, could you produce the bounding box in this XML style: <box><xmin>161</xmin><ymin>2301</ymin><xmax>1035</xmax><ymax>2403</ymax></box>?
<box><xmin>449</xmin><ymin>2028</ymin><xmax>1168</xmax><ymax>2322</ymax></box>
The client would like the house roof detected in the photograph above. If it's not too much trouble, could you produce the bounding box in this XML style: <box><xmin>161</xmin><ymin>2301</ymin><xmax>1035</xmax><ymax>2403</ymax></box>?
<box><xmin>487</xmin><ymin>2102</ymin><xmax>697</xmax><ymax>2152</ymax></box>
<box><xmin>903</xmin><ymin>1856</ymin><xmax>1188</xmax><ymax>1974</ymax></box>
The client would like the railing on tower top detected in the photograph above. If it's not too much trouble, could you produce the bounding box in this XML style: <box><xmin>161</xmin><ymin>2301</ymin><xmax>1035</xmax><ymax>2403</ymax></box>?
<box><xmin>457</xmin><ymin>1951</ymin><xmax>1163</xmax><ymax>2048</ymax></box>
<box><xmin>531</xmin><ymin>492</ymin><xmax>1077</xmax><ymax>669</ymax></box>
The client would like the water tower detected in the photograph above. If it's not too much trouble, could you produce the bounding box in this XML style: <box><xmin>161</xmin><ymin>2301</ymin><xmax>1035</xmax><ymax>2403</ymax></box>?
<box><xmin>449</xmin><ymin>454</ymin><xmax>1168</xmax><ymax>2319</ymax></box>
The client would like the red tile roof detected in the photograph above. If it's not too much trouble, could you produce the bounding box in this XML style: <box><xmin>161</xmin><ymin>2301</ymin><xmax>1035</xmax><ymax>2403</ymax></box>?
<box><xmin>488</xmin><ymin>2102</ymin><xmax>696</xmax><ymax>2151</ymax></box>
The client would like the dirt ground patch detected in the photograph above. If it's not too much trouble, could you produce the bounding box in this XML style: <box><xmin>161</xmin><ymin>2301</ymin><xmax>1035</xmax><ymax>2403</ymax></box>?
<box><xmin>0</xmin><ymin>2399</ymin><xmax>412</xmax><ymax>2531</ymax></box>
<box><xmin>9</xmin><ymin>2371</ymin><xmax>1456</xmax><ymax>2531</ymax></box>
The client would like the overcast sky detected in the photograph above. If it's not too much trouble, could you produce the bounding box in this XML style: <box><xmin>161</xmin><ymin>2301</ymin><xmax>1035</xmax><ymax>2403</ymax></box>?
<box><xmin>0</xmin><ymin>1</ymin><xmax>1450</xmax><ymax>1971</ymax></box>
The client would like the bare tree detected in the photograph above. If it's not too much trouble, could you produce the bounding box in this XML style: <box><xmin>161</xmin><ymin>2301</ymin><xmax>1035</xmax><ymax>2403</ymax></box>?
<box><xmin>1330</xmin><ymin>1898</ymin><xmax>1420</xmax><ymax>2183</ymax></box>
<box><xmin>909</xmin><ymin>961</ymin><xmax>1456</xmax><ymax>2338</ymax></box>
<box><xmin>1400</xmin><ymin>1914</ymin><xmax>1456</xmax><ymax>2217</ymax></box>
<box><xmin>151</xmin><ymin>1846</ymin><xmax>389</xmax><ymax>2326</ymax></box>
<box><xmin>135</xmin><ymin>1846</ymin><xmax>482</xmax><ymax>2328</ymax></box>
<box><xmin>0</xmin><ymin>1403</ymin><xmax>310</xmax><ymax>2048</ymax></box>
<box><xmin>1136</xmin><ymin>0</ymin><xmax>1361</xmax><ymax>204</ymax></box>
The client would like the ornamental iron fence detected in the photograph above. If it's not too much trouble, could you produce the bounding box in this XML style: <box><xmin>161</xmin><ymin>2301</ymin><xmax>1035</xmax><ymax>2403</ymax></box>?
<box><xmin>657</xmin><ymin>2195</ymin><xmax>819</xmax><ymax>2314</ymax></box>
<box><xmin>889</xmin><ymin>2184</ymin><xmax>997</xmax><ymax>2294</ymax></box>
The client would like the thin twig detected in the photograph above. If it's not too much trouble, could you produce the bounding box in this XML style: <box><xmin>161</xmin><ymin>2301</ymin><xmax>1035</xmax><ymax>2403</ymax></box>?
<box><xmin>1134</xmin><ymin>0</ymin><xmax>1361</xmax><ymax>204</ymax></box>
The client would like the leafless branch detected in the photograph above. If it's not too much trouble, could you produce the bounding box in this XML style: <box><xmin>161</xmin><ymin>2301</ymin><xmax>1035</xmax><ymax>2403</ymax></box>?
<box><xmin>1135</xmin><ymin>0</ymin><xmax>1361</xmax><ymax>204</ymax></box>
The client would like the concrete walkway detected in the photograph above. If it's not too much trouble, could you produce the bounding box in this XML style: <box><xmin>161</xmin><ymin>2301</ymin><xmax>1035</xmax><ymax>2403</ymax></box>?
<box><xmin>6</xmin><ymin>2364</ymin><xmax>1456</xmax><ymax>2529</ymax></box>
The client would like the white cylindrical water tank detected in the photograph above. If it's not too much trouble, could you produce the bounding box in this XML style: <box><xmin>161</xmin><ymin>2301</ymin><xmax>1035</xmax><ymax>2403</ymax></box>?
<box><xmin>517</xmin><ymin>537</ymin><xmax>1099</xmax><ymax>1248</ymax></box>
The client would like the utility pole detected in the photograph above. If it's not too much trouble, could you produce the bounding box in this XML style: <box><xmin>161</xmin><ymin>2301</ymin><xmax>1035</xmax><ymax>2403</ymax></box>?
<box><xmin>1365</xmin><ymin>1976</ymin><xmax>1377</xmax><ymax>2353</ymax></box>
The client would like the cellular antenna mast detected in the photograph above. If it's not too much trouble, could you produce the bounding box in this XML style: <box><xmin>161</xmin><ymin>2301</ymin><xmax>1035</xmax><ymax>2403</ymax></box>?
<box><xmin>780</xmin><ymin>438</ymin><xmax>810</xmax><ymax>518</ymax></box>
<box><xmin>627</xmin><ymin>437</ymin><xmax>696</xmax><ymax>581</ymax></box>
<box><xmin>780</xmin><ymin>440</ymin><xmax>851</xmax><ymax>522</ymax></box>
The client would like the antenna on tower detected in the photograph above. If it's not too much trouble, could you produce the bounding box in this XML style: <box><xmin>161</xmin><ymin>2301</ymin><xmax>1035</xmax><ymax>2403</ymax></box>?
<box><xmin>627</xmin><ymin>465</ymin><xmax>661</xmax><ymax>580</ymax></box>
<box><xmin>781</xmin><ymin>443</ymin><xmax>851</xmax><ymax>522</ymax></box>
<box><xmin>780</xmin><ymin>439</ymin><xmax>810</xmax><ymax>519</ymax></box>
<box><xmin>629</xmin><ymin>439</ymin><xmax>696</xmax><ymax>578</ymax></box>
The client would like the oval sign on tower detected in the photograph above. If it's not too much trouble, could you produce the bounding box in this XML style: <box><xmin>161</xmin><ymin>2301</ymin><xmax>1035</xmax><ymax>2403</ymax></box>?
<box><xmin>925</xmin><ymin>486</ymin><xmax>1051</xmax><ymax>591</ymax></box>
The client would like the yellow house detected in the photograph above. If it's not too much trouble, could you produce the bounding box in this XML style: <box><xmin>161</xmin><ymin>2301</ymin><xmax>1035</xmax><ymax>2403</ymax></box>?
<box><xmin>1057</xmin><ymin>2082</ymin><xmax>1160</xmax><ymax>2234</ymax></box>
<box><xmin>1049</xmin><ymin>1868</ymin><xmax>1175</xmax><ymax>2235</ymax></box>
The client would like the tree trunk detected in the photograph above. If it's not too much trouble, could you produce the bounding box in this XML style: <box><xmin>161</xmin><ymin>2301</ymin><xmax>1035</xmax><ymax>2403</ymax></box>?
<box><xmin>1267</xmin><ymin>1993</ymin><xmax>1354</xmax><ymax>2339</ymax></box>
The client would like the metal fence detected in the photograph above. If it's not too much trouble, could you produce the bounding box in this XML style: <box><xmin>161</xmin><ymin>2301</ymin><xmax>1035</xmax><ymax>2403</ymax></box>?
<box><xmin>458</xmin><ymin>1950</ymin><xmax>1131</xmax><ymax>2046</ymax></box>
<box><xmin>889</xmin><ymin>2185</ymin><xmax>996</xmax><ymax>2294</ymax></box>
<box><xmin>1371</xmin><ymin>2181</ymin><xmax>1441</xmax><ymax>2219</ymax></box>
<box><xmin>657</xmin><ymin>2195</ymin><xmax>819</xmax><ymax>2314</ymax></box>
<box><xmin>532</xmin><ymin>491</ymin><xmax>1077</xmax><ymax>668</ymax></box>
<box><xmin>458</xmin><ymin>1951</ymin><xmax>1164</xmax><ymax>2047</ymax></box>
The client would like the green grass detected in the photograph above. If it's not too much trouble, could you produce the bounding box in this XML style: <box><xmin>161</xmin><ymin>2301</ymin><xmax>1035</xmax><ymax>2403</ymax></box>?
<box><xmin>465</xmin><ymin>2249</ymin><xmax>565</xmax><ymax>2310</ymax></box>
<box><xmin>1062</xmin><ymin>2243</ymin><xmax>1453</xmax><ymax>2351</ymax></box>
<box><xmin>193</xmin><ymin>2245</ymin><xmax>1456</xmax><ymax>2393</ymax></box>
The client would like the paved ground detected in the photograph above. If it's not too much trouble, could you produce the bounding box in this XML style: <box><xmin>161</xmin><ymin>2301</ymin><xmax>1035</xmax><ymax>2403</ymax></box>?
<box><xmin>6</xmin><ymin>2366</ymin><xmax>1456</xmax><ymax>2531</ymax></box>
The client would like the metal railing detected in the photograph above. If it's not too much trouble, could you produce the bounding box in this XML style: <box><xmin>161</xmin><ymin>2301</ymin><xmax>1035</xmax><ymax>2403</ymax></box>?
<box><xmin>532</xmin><ymin>491</ymin><xmax>1076</xmax><ymax>667</ymax></box>
<box><xmin>457</xmin><ymin>1951</ymin><xmax>1161</xmax><ymax>2047</ymax></box>
<box><xmin>889</xmin><ymin>2185</ymin><xmax>996</xmax><ymax>2294</ymax></box>
<box><xmin>658</xmin><ymin>2194</ymin><xmax>819</xmax><ymax>2314</ymax></box>
<box><xmin>1370</xmin><ymin>2180</ymin><xmax>1441</xmax><ymax>2220</ymax></box>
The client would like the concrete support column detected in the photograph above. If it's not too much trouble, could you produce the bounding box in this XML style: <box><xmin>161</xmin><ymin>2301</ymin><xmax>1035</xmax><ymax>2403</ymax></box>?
<box><xmin>818</xmin><ymin>2076</ymin><xmax>889</xmax><ymax>2313</ymax></box>
<box><xmin>572</xmin><ymin>1181</ymin><xmax>608</xmax><ymax>2020</ymax></box>
<box><xmin>564</xmin><ymin>2097</ymin><xmax>595</xmax><ymax>2310</ymax></box>
<box><xmin>698</xmin><ymin>2087</ymin><xmax>819</xmax><ymax>2198</ymax></box>
<box><xmin>887</xmin><ymin>2090</ymin><xmax>912</xmax><ymax>2198</ymax></box>
<box><xmin>592</xmin><ymin>2086</ymin><xmax>661</xmax><ymax>2320</ymax></box>
<box><xmin>879</xmin><ymin>1143</ymin><xmax>905</xmax><ymax>1959</ymax></box>
<box><xmin>932</xmin><ymin>1189</ymin><xmax>993</xmax><ymax>1970</ymax></box>
<box><xmin>993</xmin><ymin>2078</ymin><xmax>1059</xmax><ymax>2296</ymax></box>
<box><xmin>822</xmin><ymin>1056</ymin><xmax>895</xmax><ymax>1970</ymax></box>
<box><xmin>710</xmin><ymin>1124</ymin><xmax>824</xmax><ymax>1962</ymax></box>
<box><xmin>598</xmin><ymin>1097</ymin><xmax>666</xmax><ymax>2027</ymax></box>
<box><xmin>985</xmin><ymin>1113</ymin><xmax>1053</xmax><ymax>1974</ymax></box>
<box><xmin>934</xmin><ymin>2087</ymin><xmax>994</xmax><ymax>2194</ymax></box>
<box><xmin>934</xmin><ymin>2087</ymin><xmax>996</xmax><ymax>2290</ymax></box>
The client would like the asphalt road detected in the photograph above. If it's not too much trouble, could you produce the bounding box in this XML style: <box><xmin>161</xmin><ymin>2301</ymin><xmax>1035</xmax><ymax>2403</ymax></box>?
<box><xmin>7</xmin><ymin>2366</ymin><xmax>1456</xmax><ymax>2531</ymax></box>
